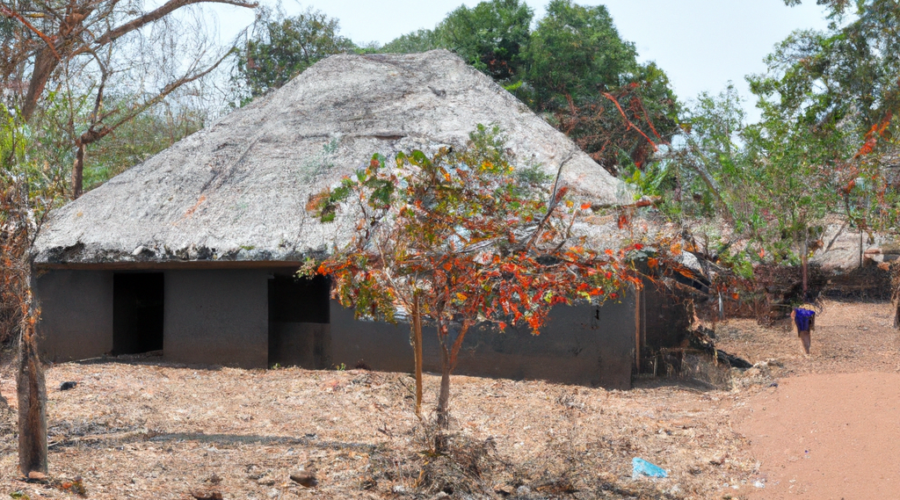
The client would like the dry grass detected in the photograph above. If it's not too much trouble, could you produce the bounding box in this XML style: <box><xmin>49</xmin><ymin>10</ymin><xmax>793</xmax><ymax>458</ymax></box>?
<box><xmin>0</xmin><ymin>299</ymin><xmax>894</xmax><ymax>500</ymax></box>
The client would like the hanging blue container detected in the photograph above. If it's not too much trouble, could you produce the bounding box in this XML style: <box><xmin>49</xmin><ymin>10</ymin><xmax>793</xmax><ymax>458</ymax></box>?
<box><xmin>632</xmin><ymin>457</ymin><xmax>668</xmax><ymax>479</ymax></box>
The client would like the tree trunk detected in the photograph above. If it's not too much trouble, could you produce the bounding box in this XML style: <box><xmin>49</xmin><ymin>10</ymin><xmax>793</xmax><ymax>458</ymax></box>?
<box><xmin>71</xmin><ymin>140</ymin><xmax>85</xmax><ymax>199</ymax></box>
<box><xmin>17</xmin><ymin>322</ymin><xmax>48</xmax><ymax>476</ymax></box>
<box><xmin>21</xmin><ymin>48</ymin><xmax>60</xmax><ymax>122</ymax></box>
<box><xmin>801</xmin><ymin>229</ymin><xmax>809</xmax><ymax>299</ymax></box>
<box><xmin>411</xmin><ymin>297</ymin><xmax>423</xmax><ymax>418</ymax></box>
<box><xmin>436</xmin><ymin>341</ymin><xmax>451</xmax><ymax>430</ymax></box>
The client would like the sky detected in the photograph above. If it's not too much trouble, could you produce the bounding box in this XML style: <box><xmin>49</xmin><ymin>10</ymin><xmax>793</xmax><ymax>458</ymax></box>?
<box><xmin>208</xmin><ymin>0</ymin><xmax>833</xmax><ymax>121</ymax></box>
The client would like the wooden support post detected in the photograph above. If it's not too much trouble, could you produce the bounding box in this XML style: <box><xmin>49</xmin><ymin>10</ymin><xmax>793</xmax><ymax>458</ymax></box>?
<box><xmin>634</xmin><ymin>287</ymin><xmax>642</xmax><ymax>369</ymax></box>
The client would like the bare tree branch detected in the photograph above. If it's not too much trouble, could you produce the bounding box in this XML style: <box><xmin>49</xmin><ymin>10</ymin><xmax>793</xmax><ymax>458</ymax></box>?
<box><xmin>0</xmin><ymin>5</ymin><xmax>61</xmax><ymax>60</ymax></box>
<box><xmin>89</xmin><ymin>0</ymin><xmax>258</xmax><ymax>48</ymax></box>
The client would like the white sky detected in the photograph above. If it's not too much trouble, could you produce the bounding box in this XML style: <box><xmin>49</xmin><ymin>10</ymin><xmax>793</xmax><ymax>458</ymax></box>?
<box><xmin>208</xmin><ymin>0</ymin><xmax>833</xmax><ymax>121</ymax></box>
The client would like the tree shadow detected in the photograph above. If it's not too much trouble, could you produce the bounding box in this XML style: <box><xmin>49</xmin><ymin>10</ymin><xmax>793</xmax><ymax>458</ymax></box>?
<box><xmin>50</xmin><ymin>430</ymin><xmax>378</xmax><ymax>452</ymax></box>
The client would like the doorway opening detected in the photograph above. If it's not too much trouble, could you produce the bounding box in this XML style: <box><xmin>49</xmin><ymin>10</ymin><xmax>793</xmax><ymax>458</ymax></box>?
<box><xmin>268</xmin><ymin>274</ymin><xmax>331</xmax><ymax>369</ymax></box>
<box><xmin>113</xmin><ymin>273</ymin><xmax>164</xmax><ymax>355</ymax></box>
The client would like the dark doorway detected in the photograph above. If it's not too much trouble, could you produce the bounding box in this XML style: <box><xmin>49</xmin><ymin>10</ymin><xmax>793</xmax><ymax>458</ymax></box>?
<box><xmin>113</xmin><ymin>273</ymin><xmax>164</xmax><ymax>355</ymax></box>
<box><xmin>268</xmin><ymin>274</ymin><xmax>331</xmax><ymax>368</ymax></box>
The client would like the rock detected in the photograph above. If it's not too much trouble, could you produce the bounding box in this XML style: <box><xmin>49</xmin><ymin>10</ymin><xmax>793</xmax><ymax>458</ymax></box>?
<box><xmin>289</xmin><ymin>471</ymin><xmax>318</xmax><ymax>488</ymax></box>
<box><xmin>391</xmin><ymin>485</ymin><xmax>407</xmax><ymax>494</ymax></box>
<box><xmin>190</xmin><ymin>489</ymin><xmax>223</xmax><ymax>500</ymax></box>
<box><xmin>494</xmin><ymin>484</ymin><xmax>514</xmax><ymax>495</ymax></box>
<box><xmin>27</xmin><ymin>471</ymin><xmax>47</xmax><ymax>481</ymax></box>
<box><xmin>717</xmin><ymin>349</ymin><xmax>752</xmax><ymax>369</ymax></box>
<box><xmin>516</xmin><ymin>485</ymin><xmax>532</xmax><ymax>495</ymax></box>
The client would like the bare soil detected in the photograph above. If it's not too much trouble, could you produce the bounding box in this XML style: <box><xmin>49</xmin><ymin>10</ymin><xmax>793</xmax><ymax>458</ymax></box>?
<box><xmin>720</xmin><ymin>300</ymin><xmax>900</xmax><ymax>500</ymax></box>
<box><xmin>735</xmin><ymin>372</ymin><xmax>900</xmax><ymax>499</ymax></box>
<box><xmin>715</xmin><ymin>299</ymin><xmax>899</xmax><ymax>376</ymax></box>
<box><xmin>0</xmin><ymin>299</ymin><xmax>895</xmax><ymax>500</ymax></box>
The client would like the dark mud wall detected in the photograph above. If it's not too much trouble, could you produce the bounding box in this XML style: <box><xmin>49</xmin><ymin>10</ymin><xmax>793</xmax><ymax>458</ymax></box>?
<box><xmin>330</xmin><ymin>296</ymin><xmax>637</xmax><ymax>389</ymax></box>
<box><xmin>34</xmin><ymin>270</ymin><xmax>114</xmax><ymax>362</ymax></box>
<box><xmin>164</xmin><ymin>270</ymin><xmax>268</xmax><ymax>368</ymax></box>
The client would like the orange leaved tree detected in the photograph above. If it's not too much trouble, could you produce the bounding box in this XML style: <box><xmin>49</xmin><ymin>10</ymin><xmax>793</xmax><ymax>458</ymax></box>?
<box><xmin>308</xmin><ymin>126</ymin><xmax>639</xmax><ymax>428</ymax></box>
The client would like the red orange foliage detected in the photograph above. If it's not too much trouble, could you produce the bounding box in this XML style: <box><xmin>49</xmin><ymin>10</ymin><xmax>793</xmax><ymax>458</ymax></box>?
<box><xmin>307</xmin><ymin>126</ymin><xmax>642</xmax><ymax>424</ymax></box>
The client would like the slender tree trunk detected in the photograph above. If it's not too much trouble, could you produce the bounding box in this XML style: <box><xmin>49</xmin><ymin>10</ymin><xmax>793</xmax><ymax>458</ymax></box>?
<box><xmin>71</xmin><ymin>140</ymin><xmax>85</xmax><ymax>199</ymax></box>
<box><xmin>433</xmin><ymin>319</ymin><xmax>474</xmax><ymax>432</ymax></box>
<box><xmin>859</xmin><ymin>230</ymin><xmax>864</xmax><ymax>268</ymax></box>
<box><xmin>436</xmin><ymin>343</ymin><xmax>451</xmax><ymax>428</ymax></box>
<box><xmin>801</xmin><ymin>229</ymin><xmax>809</xmax><ymax>298</ymax></box>
<box><xmin>18</xmin><ymin>319</ymin><xmax>48</xmax><ymax>476</ymax></box>
<box><xmin>410</xmin><ymin>297</ymin><xmax>423</xmax><ymax>418</ymax></box>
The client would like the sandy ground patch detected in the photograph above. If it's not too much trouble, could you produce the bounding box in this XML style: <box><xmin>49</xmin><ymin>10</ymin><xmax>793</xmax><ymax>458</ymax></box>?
<box><xmin>735</xmin><ymin>372</ymin><xmax>900</xmax><ymax>499</ymax></box>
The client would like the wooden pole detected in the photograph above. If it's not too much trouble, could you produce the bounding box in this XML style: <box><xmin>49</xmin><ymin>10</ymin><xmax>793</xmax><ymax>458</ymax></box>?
<box><xmin>634</xmin><ymin>287</ymin><xmax>641</xmax><ymax>369</ymax></box>
<box><xmin>17</xmin><ymin>315</ymin><xmax>48</xmax><ymax>476</ymax></box>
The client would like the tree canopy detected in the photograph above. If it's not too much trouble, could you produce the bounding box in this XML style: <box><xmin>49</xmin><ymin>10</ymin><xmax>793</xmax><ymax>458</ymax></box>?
<box><xmin>382</xmin><ymin>0</ymin><xmax>680</xmax><ymax>176</ymax></box>
<box><xmin>309</xmin><ymin>125</ymin><xmax>638</xmax><ymax>426</ymax></box>
<box><xmin>234</xmin><ymin>6</ymin><xmax>356</xmax><ymax>101</ymax></box>
<box><xmin>649</xmin><ymin>0</ymin><xmax>900</xmax><ymax>299</ymax></box>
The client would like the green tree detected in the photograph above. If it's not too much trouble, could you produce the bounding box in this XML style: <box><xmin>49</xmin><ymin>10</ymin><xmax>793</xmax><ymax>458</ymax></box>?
<box><xmin>663</xmin><ymin>85</ymin><xmax>849</xmax><ymax>296</ymax></box>
<box><xmin>649</xmin><ymin>0</ymin><xmax>900</xmax><ymax>302</ymax></box>
<box><xmin>523</xmin><ymin>1</ymin><xmax>636</xmax><ymax>106</ymax></box>
<box><xmin>84</xmin><ymin>103</ymin><xmax>206</xmax><ymax>191</ymax></box>
<box><xmin>439</xmin><ymin>0</ymin><xmax>533</xmax><ymax>81</ymax></box>
<box><xmin>755</xmin><ymin>1</ymin><xmax>900</xmax><ymax>140</ymax></box>
<box><xmin>383</xmin><ymin>0</ymin><xmax>680</xmax><ymax>175</ymax></box>
<box><xmin>380</xmin><ymin>29</ymin><xmax>441</xmax><ymax>54</ymax></box>
<box><xmin>668</xmin><ymin>84</ymin><xmax>747</xmax><ymax>216</ymax></box>
<box><xmin>521</xmin><ymin>1</ymin><xmax>678</xmax><ymax>174</ymax></box>
<box><xmin>746</xmin><ymin>0</ymin><xmax>900</xmax><ymax>289</ymax></box>
<box><xmin>234</xmin><ymin>6</ymin><xmax>356</xmax><ymax>100</ymax></box>
<box><xmin>382</xmin><ymin>0</ymin><xmax>532</xmax><ymax>82</ymax></box>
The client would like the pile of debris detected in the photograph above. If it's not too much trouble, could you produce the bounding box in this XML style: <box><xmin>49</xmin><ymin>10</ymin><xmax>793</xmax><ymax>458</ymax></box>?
<box><xmin>642</xmin><ymin>326</ymin><xmax>753</xmax><ymax>389</ymax></box>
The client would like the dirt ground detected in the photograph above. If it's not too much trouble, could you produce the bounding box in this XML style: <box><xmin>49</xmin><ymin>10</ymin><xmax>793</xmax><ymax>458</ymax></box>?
<box><xmin>719</xmin><ymin>299</ymin><xmax>900</xmax><ymax>500</ymax></box>
<box><xmin>0</xmin><ymin>299</ymin><xmax>896</xmax><ymax>500</ymax></box>
<box><xmin>735</xmin><ymin>372</ymin><xmax>900</xmax><ymax>499</ymax></box>
<box><xmin>714</xmin><ymin>299</ymin><xmax>899</xmax><ymax>376</ymax></box>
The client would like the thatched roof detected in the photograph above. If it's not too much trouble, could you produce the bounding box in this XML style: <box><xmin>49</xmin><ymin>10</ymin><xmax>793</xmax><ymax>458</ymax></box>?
<box><xmin>32</xmin><ymin>50</ymin><xmax>629</xmax><ymax>266</ymax></box>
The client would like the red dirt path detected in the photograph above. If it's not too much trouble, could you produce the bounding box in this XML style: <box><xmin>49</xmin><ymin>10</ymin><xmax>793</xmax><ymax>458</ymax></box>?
<box><xmin>736</xmin><ymin>372</ymin><xmax>900</xmax><ymax>499</ymax></box>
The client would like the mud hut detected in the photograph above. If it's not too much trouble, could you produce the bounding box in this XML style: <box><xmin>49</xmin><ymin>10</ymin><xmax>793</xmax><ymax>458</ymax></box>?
<box><xmin>31</xmin><ymin>51</ymin><xmax>688</xmax><ymax>389</ymax></box>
